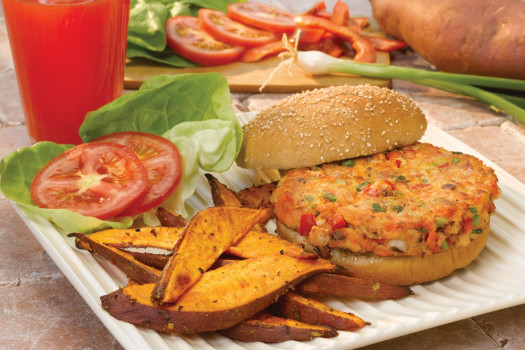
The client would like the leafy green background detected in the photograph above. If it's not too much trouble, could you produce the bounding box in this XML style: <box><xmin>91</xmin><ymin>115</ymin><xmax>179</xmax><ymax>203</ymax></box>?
<box><xmin>127</xmin><ymin>0</ymin><xmax>246</xmax><ymax>67</ymax></box>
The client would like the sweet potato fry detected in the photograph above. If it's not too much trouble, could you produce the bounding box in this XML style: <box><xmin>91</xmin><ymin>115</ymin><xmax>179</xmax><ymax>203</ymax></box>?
<box><xmin>70</xmin><ymin>226</ymin><xmax>183</xmax><ymax>250</ymax></box>
<box><xmin>297</xmin><ymin>273</ymin><xmax>414</xmax><ymax>300</ymax></box>
<box><xmin>101</xmin><ymin>255</ymin><xmax>336</xmax><ymax>333</ymax></box>
<box><xmin>236</xmin><ymin>182</ymin><xmax>277</xmax><ymax>211</ymax></box>
<box><xmin>157</xmin><ymin>196</ymin><xmax>310</xmax><ymax>259</ymax></box>
<box><xmin>205</xmin><ymin>173</ymin><xmax>273</xmax><ymax>226</ymax></box>
<box><xmin>156</xmin><ymin>207</ymin><xmax>187</xmax><ymax>228</ymax></box>
<box><xmin>127</xmin><ymin>251</ymin><xmax>171</xmax><ymax>270</ymax></box>
<box><xmin>68</xmin><ymin>226</ymin><xmax>183</xmax><ymax>284</ymax></box>
<box><xmin>226</xmin><ymin>230</ymin><xmax>317</xmax><ymax>259</ymax></box>
<box><xmin>275</xmin><ymin>292</ymin><xmax>369</xmax><ymax>331</ymax></box>
<box><xmin>69</xmin><ymin>232</ymin><xmax>161</xmax><ymax>284</ymax></box>
<box><xmin>219</xmin><ymin>312</ymin><xmax>337</xmax><ymax>343</ymax></box>
<box><xmin>151</xmin><ymin>206</ymin><xmax>269</xmax><ymax>304</ymax></box>
<box><xmin>205</xmin><ymin>173</ymin><xmax>243</xmax><ymax>207</ymax></box>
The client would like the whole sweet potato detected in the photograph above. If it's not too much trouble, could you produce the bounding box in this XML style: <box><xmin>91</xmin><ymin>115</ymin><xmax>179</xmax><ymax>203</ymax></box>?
<box><xmin>370</xmin><ymin>0</ymin><xmax>525</xmax><ymax>79</ymax></box>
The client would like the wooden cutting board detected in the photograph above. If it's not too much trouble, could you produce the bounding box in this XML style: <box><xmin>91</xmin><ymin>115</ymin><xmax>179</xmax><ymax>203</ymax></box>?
<box><xmin>124</xmin><ymin>26</ymin><xmax>391</xmax><ymax>93</ymax></box>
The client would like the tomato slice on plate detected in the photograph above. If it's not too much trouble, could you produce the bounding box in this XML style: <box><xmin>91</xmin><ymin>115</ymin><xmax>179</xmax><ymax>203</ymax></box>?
<box><xmin>198</xmin><ymin>8</ymin><xmax>277</xmax><ymax>48</ymax></box>
<box><xmin>93</xmin><ymin>132</ymin><xmax>182</xmax><ymax>217</ymax></box>
<box><xmin>227</xmin><ymin>3</ymin><xmax>297</xmax><ymax>33</ymax></box>
<box><xmin>165</xmin><ymin>15</ymin><xmax>245</xmax><ymax>66</ymax></box>
<box><xmin>30</xmin><ymin>142</ymin><xmax>149</xmax><ymax>220</ymax></box>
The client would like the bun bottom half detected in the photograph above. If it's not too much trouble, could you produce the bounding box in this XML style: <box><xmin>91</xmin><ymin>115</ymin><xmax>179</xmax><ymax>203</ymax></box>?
<box><xmin>276</xmin><ymin>220</ymin><xmax>490</xmax><ymax>286</ymax></box>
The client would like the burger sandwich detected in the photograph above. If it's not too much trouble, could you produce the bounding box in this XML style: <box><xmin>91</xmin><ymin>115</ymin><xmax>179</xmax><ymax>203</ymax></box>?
<box><xmin>236</xmin><ymin>85</ymin><xmax>500</xmax><ymax>286</ymax></box>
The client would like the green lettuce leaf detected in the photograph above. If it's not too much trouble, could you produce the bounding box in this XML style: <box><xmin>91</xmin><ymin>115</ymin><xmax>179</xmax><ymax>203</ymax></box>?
<box><xmin>183</xmin><ymin>0</ymin><xmax>236</xmax><ymax>12</ymax></box>
<box><xmin>79</xmin><ymin>73</ymin><xmax>242</xmax><ymax>149</ymax></box>
<box><xmin>0</xmin><ymin>142</ymin><xmax>132</xmax><ymax>232</ymax></box>
<box><xmin>127</xmin><ymin>0</ymin><xmax>169</xmax><ymax>52</ymax></box>
<box><xmin>126</xmin><ymin>0</ymin><xmax>246</xmax><ymax>67</ymax></box>
<box><xmin>1</xmin><ymin>73</ymin><xmax>242</xmax><ymax>233</ymax></box>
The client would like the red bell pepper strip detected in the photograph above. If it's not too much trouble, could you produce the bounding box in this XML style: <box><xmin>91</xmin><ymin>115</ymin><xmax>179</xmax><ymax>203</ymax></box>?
<box><xmin>298</xmin><ymin>28</ymin><xmax>326</xmax><ymax>43</ymax></box>
<box><xmin>331</xmin><ymin>0</ymin><xmax>349</xmax><ymax>25</ymax></box>
<box><xmin>362</xmin><ymin>185</ymin><xmax>379</xmax><ymax>197</ymax></box>
<box><xmin>363</xmin><ymin>35</ymin><xmax>407</xmax><ymax>52</ymax></box>
<box><xmin>300</xmin><ymin>213</ymin><xmax>317</xmax><ymax>236</ymax></box>
<box><xmin>352</xmin><ymin>17</ymin><xmax>369</xmax><ymax>29</ymax></box>
<box><xmin>299</xmin><ymin>36</ymin><xmax>344</xmax><ymax>57</ymax></box>
<box><xmin>240</xmin><ymin>40</ymin><xmax>287</xmax><ymax>62</ymax></box>
<box><xmin>425</xmin><ymin>230</ymin><xmax>440</xmax><ymax>252</ymax></box>
<box><xmin>294</xmin><ymin>15</ymin><xmax>376</xmax><ymax>63</ymax></box>
<box><xmin>327</xmin><ymin>212</ymin><xmax>346</xmax><ymax>230</ymax></box>
<box><xmin>331</xmin><ymin>0</ymin><xmax>362</xmax><ymax>34</ymax></box>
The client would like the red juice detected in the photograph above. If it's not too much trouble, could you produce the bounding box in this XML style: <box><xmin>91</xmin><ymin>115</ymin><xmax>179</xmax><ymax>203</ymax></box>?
<box><xmin>2</xmin><ymin>0</ymin><xmax>130</xmax><ymax>144</ymax></box>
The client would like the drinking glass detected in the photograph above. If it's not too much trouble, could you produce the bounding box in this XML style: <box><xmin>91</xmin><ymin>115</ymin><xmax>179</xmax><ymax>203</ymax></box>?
<box><xmin>2</xmin><ymin>0</ymin><xmax>130</xmax><ymax>144</ymax></box>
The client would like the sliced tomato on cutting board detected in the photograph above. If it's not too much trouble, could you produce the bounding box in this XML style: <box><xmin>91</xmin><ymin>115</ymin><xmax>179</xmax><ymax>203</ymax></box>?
<box><xmin>227</xmin><ymin>2</ymin><xmax>297</xmax><ymax>33</ymax></box>
<box><xmin>165</xmin><ymin>15</ymin><xmax>245</xmax><ymax>66</ymax></box>
<box><xmin>198</xmin><ymin>8</ymin><xmax>277</xmax><ymax>48</ymax></box>
<box><xmin>93</xmin><ymin>131</ymin><xmax>182</xmax><ymax>217</ymax></box>
<box><xmin>30</xmin><ymin>142</ymin><xmax>149</xmax><ymax>220</ymax></box>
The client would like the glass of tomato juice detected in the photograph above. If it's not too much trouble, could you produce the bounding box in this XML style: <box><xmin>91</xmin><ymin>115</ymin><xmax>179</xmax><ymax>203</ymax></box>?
<box><xmin>2</xmin><ymin>0</ymin><xmax>130</xmax><ymax>144</ymax></box>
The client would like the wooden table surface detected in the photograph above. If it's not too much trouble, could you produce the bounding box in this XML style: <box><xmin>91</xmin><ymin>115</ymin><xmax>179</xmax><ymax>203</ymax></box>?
<box><xmin>1</xmin><ymin>1</ymin><xmax>525</xmax><ymax>349</ymax></box>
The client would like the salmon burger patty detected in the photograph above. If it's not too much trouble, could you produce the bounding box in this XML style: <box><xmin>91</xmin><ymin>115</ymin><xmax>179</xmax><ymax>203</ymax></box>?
<box><xmin>273</xmin><ymin>142</ymin><xmax>499</xmax><ymax>262</ymax></box>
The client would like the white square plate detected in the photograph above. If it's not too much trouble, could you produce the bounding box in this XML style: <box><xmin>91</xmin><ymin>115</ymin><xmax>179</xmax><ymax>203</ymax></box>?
<box><xmin>13</xmin><ymin>116</ymin><xmax>525</xmax><ymax>350</ymax></box>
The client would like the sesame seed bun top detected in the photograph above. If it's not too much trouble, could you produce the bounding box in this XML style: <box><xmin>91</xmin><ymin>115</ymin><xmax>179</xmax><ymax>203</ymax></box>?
<box><xmin>236</xmin><ymin>85</ymin><xmax>427</xmax><ymax>169</ymax></box>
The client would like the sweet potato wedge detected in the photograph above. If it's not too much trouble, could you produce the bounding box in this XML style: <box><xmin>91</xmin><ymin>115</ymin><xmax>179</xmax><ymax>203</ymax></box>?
<box><xmin>236</xmin><ymin>182</ymin><xmax>277</xmax><ymax>211</ymax></box>
<box><xmin>156</xmin><ymin>207</ymin><xmax>187</xmax><ymax>228</ymax></box>
<box><xmin>297</xmin><ymin>273</ymin><xmax>414</xmax><ymax>300</ymax></box>
<box><xmin>152</xmin><ymin>206</ymin><xmax>269</xmax><ymax>304</ymax></box>
<box><xmin>205</xmin><ymin>173</ymin><xmax>273</xmax><ymax>227</ymax></box>
<box><xmin>219</xmin><ymin>312</ymin><xmax>337</xmax><ymax>343</ymax></box>
<box><xmin>70</xmin><ymin>226</ymin><xmax>183</xmax><ymax>251</ymax></box>
<box><xmin>226</xmin><ymin>230</ymin><xmax>317</xmax><ymax>260</ymax></box>
<box><xmin>275</xmin><ymin>292</ymin><xmax>368</xmax><ymax>331</ymax></box>
<box><xmin>68</xmin><ymin>227</ymin><xmax>182</xmax><ymax>284</ymax></box>
<box><xmin>156</xmin><ymin>185</ymin><xmax>314</xmax><ymax>260</ymax></box>
<box><xmin>101</xmin><ymin>255</ymin><xmax>336</xmax><ymax>333</ymax></box>
<box><xmin>127</xmin><ymin>251</ymin><xmax>171</xmax><ymax>271</ymax></box>
<box><xmin>205</xmin><ymin>173</ymin><xmax>243</xmax><ymax>207</ymax></box>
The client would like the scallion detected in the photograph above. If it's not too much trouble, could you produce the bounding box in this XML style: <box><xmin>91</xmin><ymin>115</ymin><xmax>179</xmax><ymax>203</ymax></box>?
<box><xmin>291</xmin><ymin>50</ymin><xmax>525</xmax><ymax>125</ymax></box>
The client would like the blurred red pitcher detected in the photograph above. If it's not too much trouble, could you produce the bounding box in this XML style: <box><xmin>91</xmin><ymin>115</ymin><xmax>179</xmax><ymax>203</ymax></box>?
<box><xmin>2</xmin><ymin>0</ymin><xmax>130</xmax><ymax>144</ymax></box>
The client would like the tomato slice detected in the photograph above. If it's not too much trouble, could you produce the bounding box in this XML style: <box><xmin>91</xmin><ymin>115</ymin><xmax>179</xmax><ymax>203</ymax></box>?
<box><xmin>165</xmin><ymin>15</ymin><xmax>245</xmax><ymax>66</ymax></box>
<box><xmin>227</xmin><ymin>3</ymin><xmax>297</xmax><ymax>33</ymax></box>
<box><xmin>198</xmin><ymin>8</ymin><xmax>277</xmax><ymax>48</ymax></box>
<box><xmin>30</xmin><ymin>142</ymin><xmax>149</xmax><ymax>220</ymax></box>
<box><xmin>93</xmin><ymin>132</ymin><xmax>182</xmax><ymax>217</ymax></box>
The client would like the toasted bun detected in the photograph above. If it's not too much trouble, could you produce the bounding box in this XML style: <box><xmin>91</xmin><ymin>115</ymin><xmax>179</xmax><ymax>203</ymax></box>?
<box><xmin>276</xmin><ymin>220</ymin><xmax>490</xmax><ymax>286</ymax></box>
<box><xmin>236</xmin><ymin>85</ymin><xmax>427</xmax><ymax>169</ymax></box>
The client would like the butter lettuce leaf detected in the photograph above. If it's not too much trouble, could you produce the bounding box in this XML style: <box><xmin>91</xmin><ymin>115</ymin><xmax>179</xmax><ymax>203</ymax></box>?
<box><xmin>0</xmin><ymin>142</ymin><xmax>132</xmax><ymax>232</ymax></box>
<box><xmin>1</xmin><ymin>73</ymin><xmax>242</xmax><ymax>233</ymax></box>
<box><xmin>127</xmin><ymin>0</ymin><xmax>169</xmax><ymax>52</ymax></box>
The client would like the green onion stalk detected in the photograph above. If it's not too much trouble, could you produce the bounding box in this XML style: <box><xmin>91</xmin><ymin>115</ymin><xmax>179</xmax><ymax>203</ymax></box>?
<box><xmin>291</xmin><ymin>50</ymin><xmax>525</xmax><ymax>125</ymax></box>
